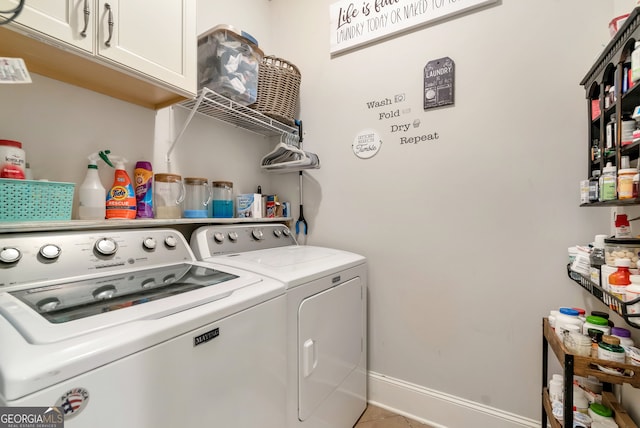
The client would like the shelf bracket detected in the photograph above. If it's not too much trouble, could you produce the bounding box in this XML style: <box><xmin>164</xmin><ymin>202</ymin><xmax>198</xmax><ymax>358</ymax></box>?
<box><xmin>166</xmin><ymin>89</ymin><xmax>208</xmax><ymax>164</ymax></box>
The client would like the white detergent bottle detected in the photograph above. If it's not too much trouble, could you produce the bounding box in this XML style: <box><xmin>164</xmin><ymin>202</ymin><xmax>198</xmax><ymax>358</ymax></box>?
<box><xmin>78</xmin><ymin>152</ymin><xmax>107</xmax><ymax>220</ymax></box>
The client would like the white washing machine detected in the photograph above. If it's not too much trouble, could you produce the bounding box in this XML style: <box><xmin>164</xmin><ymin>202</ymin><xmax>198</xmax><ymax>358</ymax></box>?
<box><xmin>190</xmin><ymin>224</ymin><xmax>367</xmax><ymax>428</ymax></box>
<box><xmin>0</xmin><ymin>228</ymin><xmax>286</xmax><ymax>428</ymax></box>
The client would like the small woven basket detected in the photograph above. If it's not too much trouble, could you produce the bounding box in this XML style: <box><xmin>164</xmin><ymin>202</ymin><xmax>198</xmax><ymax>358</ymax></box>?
<box><xmin>251</xmin><ymin>56</ymin><xmax>301</xmax><ymax>126</ymax></box>
<box><xmin>0</xmin><ymin>179</ymin><xmax>75</xmax><ymax>221</ymax></box>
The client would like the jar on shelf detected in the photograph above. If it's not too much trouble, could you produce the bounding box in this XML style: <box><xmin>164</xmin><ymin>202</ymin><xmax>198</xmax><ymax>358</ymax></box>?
<box><xmin>599</xmin><ymin>162</ymin><xmax>616</xmax><ymax>201</ymax></box>
<box><xmin>555</xmin><ymin>307</ymin><xmax>584</xmax><ymax>340</ymax></box>
<box><xmin>183</xmin><ymin>177</ymin><xmax>213</xmax><ymax>218</ymax></box>
<box><xmin>211</xmin><ymin>181</ymin><xmax>234</xmax><ymax>218</ymax></box>
<box><xmin>605</xmin><ymin>114</ymin><xmax>616</xmax><ymax>149</ymax></box>
<box><xmin>618</xmin><ymin>168</ymin><xmax>636</xmax><ymax>199</ymax></box>
<box><xmin>587</xmin><ymin>328</ymin><xmax>605</xmax><ymax>358</ymax></box>
<box><xmin>626</xmin><ymin>281</ymin><xmax>640</xmax><ymax>314</ymax></box>
<box><xmin>564</xmin><ymin>330</ymin><xmax>592</xmax><ymax>356</ymax></box>
<box><xmin>597</xmin><ymin>335</ymin><xmax>626</xmax><ymax>363</ymax></box>
<box><xmin>609</xmin><ymin>258</ymin><xmax>632</xmax><ymax>300</ymax></box>
<box><xmin>588</xmin><ymin>403</ymin><xmax>614</xmax><ymax>426</ymax></box>
<box><xmin>582</xmin><ymin>315</ymin><xmax>611</xmax><ymax>336</ymax></box>
<box><xmin>611</xmin><ymin>326</ymin><xmax>635</xmax><ymax>358</ymax></box>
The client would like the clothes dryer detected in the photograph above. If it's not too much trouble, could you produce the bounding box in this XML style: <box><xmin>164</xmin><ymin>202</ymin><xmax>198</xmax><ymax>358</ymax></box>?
<box><xmin>191</xmin><ymin>224</ymin><xmax>367</xmax><ymax>428</ymax></box>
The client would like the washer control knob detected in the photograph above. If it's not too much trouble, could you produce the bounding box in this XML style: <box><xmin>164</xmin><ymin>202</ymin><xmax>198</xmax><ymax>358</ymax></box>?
<box><xmin>95</xmin><ymin>238</ymin><xmax>118</xmax><ymax>256</ymax></box>
<box><xmin>143</xmin><ymin>237</ymin><xmax>157</xmax><ymax>250</ymax></box>
<box><xmin>39</xmin><ymin>244</ymin><xmax>62</xmax><ymax>260</ymax></box>
<box><xmin>213</xmin><ymin>232</ymin><xmax>225</xmax><ymax>243</ymax></box>
<box><xmin>93</xmin><ymin>285</ymin><xmax>116</xmax><ymax>300</ymax></box>
<box><xmin>228</xmin><ymin>232</ymin><xmax>238</xmax><ymax>242</ymax></box>
<box><xmin>164</xmin><ymin>235</ymin><xmax>178</xmax><ymax>248</ymax></box>
<box><xmin>273</xmin><ymin>229</ymin><xmax>282</xmax><ymax>238</ymax></box>
<box><xmin>141</xmin><ymin>278</ymin><xmax>156</xmax><ymax>289</ymax></box>
<box><xmin>252</xmin><ymin>229</ymin><xmax>264</xmax><ymax>241</ymax></box>
<box><xmin>0</xmin><ymin>247</ymin><xmax>21</xmax><ymax>264</ymax></box>
<box><xmin>282</xmin><ymin>228</ymin><xmax>291</xmax><ymax>237</ymax></box>
<box><xmin>37</xmin><ymin>297</ymin><xmax>61</xmax><ymax>312</ymax></box>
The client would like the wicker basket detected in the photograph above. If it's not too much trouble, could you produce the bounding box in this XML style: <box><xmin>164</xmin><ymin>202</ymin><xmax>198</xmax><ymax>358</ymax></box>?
<box><xmin>0</xmin><ymin>179</ymin><xmax>75</xmax><ymax>221</ymax></box>
<box><xmin>250</xmin><ymin>56</ymin><xmax>301</xmax><ymax>126</ymax></box>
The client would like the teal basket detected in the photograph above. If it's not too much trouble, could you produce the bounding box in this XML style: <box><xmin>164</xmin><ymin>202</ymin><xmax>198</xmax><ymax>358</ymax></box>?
<box><xmin>0</xmin><ymin>179</ymin><xmax>75</xmax><ymax>222</ymax></box>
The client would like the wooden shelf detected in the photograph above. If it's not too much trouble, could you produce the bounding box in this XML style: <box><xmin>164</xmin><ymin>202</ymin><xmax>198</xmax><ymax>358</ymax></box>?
<box><xmin>544</xmin><ymin>318</ymin><xmax>640</xmax><ymax>388</ymax></box>
<box><xmin>543</xmin><ymin>319</ymin><xmax>639</xmax><ymax>427</ymax></box>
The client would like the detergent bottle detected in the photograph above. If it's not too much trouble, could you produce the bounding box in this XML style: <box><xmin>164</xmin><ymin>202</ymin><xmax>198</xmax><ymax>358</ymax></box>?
<box><xmin>78</xmin><ymin>152</ymin><xmax>107</xmax><ymax>220</ymax></box>
<box><xmin>103</xmin><ymin>151</ymin><xmax>137</xmax><ymax>219</ymax></box>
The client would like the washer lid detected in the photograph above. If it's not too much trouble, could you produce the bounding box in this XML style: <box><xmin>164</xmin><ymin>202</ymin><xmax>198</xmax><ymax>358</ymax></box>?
<box><xmin>208</xmin><ymin>246</ymin><xmax>365</xmax><ymax>288</ymax></box>
<box><xmin>0</xmin><ymin>262</ymin><xmax>261</xmax><ymax>345</ymax></box>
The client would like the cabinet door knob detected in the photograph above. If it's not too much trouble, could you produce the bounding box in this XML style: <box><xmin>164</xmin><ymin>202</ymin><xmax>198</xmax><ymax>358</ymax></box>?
<box><xmin>80</xmin><ymin>0</ymin><xmax>90</xmax><ymax>38</ymax></box>
<box><xmin>104</xmin><ymin>3</ymin><xmax>114</xmax><ymax>47</ymax></box>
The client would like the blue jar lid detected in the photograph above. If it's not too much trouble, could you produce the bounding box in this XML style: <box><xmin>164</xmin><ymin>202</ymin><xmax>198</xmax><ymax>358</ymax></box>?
<box><xmin>559</xmin><ymin>307</ymin><xmax>580</xmax><ymax>316</ymax></box>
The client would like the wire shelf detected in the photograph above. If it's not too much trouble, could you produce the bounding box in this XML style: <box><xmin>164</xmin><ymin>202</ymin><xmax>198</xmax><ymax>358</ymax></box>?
<box><xmin>177</xmin><ymin>88</ymin><xmax>299</xmax><ymax>138</ymax></box>
<box><xmin>566</xmin><ymin>264</ymin><xmax>640</xmax><ymax>329</ymax></box>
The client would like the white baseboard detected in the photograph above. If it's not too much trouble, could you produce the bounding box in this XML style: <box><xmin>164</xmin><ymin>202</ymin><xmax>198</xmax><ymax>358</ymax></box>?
<box><xmin>367</xmin><ymin>371</ymin><xmax>540</xmax><ymax>428</ymax></box>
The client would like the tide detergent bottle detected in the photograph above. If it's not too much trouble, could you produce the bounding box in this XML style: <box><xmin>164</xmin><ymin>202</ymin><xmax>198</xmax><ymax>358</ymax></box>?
<box><xmin>102</xmin><ymin>150</ymin><xmax>136</xmax><ymax>219</ymax></box>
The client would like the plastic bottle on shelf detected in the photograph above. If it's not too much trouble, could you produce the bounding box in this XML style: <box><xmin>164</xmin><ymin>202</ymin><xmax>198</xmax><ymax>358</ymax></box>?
<box><xmin>618</xmin><ymin>168</ymin><xmax>636</xmax><ymax>199</ymax></box>
<box><xmin>632</xmin><ymin>41</ymin><xmax>640</xmax><ymax>83</ymax></box>
<box><xmin>610</xmin><ymin>326</ymin><xmax>635</xmax><ymax>355</ymax></box>
<box><xmin>614</xmin><ymin>214</ymin><xmax>632</xmax><ymax>238</ymax></box>
<box><xmin>599</xmin><ymin>162</ymin><xmax>616</xmax><ymax>201</ymax></box>
<box><xmin>582</xmin><ymin>315</ymin><xmax>611</xmax><ymax>336</ymax></box>
<box><xmin>134</xmin><ymin>161</ymin><xmax>153</xmax><ymax>218</ymax></box>
<box><xmin>605</xmin><ymin>114</ymin><xmax>616</xmax><ymax>149</ymax></box>
<box><xmin>590</xmin><ymin>234</ymin><xmax>607</xmax><ymax>287</ymax></box>
<box><xmin>555</xmin><ymin>307</ymin><xmax>583</xmax><ymax>340</ymax></box>
<box><xmin>103</xmin><ymin>151</ymin><xmax>136</xmax><ymax>219</ymax></box>
<box><xmin>589</xmin><ymin>170</ymin><xmax>600</xmax><ymax>202</ymax></box>
<box><xmin>609</xmin><ymin>258</ymin><xmax>632</xmax><ymax>301</ymax></box>
<box><xmin>78</xmin><ymin>152</ymin><xmax>106</xmax><ymax>220</ymax></box>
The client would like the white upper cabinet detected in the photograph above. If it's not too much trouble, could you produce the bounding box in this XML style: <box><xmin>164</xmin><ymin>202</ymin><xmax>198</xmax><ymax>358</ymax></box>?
<box><xmin>4</xmin><ymin>0</ymin><xmax>94</xmax><ymax>52</ymax></box>
<box><xmin>0</xmin><ymin>0</ymin><xmax>196</xmax><ymax>108</ymax></box>
<box><xmin>95</xmin><ymin>0</ymin><xmax>195</xmax><ymax>92</ymax></box>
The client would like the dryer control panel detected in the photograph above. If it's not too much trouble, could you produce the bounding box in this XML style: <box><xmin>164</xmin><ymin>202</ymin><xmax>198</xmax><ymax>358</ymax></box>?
<box><xmin>190</xmin><ymin>224</ymin><xmax>296</xmax><ymax>258</ymax></box>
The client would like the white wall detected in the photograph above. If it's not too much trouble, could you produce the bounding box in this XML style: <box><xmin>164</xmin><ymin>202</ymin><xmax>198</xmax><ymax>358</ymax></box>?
<box><xmin>267</xmin><ymin>0</ymin><xmax>632</xmax><ymax>425</ymax></box>
<box><xmin>0</xmin><ymin>75</ymin><xmax>154</xmax><ymax>218</ymax></box>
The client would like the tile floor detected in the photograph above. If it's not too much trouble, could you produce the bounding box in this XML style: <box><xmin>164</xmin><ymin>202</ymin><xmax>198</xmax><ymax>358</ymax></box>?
<box><xmin>354</xmin><ymin>404</ymin><xmax>434</xmax><ymax>428</ymax></box>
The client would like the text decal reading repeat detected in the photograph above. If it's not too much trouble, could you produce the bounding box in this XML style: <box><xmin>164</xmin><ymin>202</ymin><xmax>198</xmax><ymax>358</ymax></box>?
<box><xmin>330</xmin><ymin>0</ymin><xmax>497</xmax><ymax>54</ymax></box>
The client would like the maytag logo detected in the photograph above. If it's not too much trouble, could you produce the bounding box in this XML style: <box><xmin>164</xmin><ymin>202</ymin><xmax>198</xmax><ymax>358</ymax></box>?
<box><xmin>194</xmin><ymin>327</ymin><xmax>219</xmax><ymax>347</ymax></box>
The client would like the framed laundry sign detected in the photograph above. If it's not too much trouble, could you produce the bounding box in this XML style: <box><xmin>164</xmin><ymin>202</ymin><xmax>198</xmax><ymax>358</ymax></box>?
<box><xmin>424</xmin><ymin>57</ymin><xmax>454</xmax><ymax>110</ymax></box>
<box><xmin>330</xmin><ymin>0</ymin><xmax>498</xmax><ymax>55</ymax></box>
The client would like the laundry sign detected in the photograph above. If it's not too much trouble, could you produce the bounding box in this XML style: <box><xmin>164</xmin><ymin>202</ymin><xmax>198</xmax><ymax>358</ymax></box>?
<box><xmin>330</xmin><ymin>0</ymin><xmax>498</xmax><ymax>55</ymax></box>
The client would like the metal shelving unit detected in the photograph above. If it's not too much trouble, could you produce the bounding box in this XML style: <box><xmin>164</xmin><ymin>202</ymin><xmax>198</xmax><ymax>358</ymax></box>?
<box><xmin>542</xmin><ymin>318</ymin><xmax>639</xmax><ymax>428</ymax></box>
<box><xmin>566</xmin><ymin>265</ymin><xmax>640</xmax><ymax>329</ymax></box>
<box><xmin>178</xmin><ymin>88</ymin><xmax>299</xmax><ymax>138</ymax></box>
<box><xmin>169</xmin><ymin>88</ymin><xmax>319</xmax><ymax>173</ymax></box>
<box><xmin>169</xmin><ymin>88</ymin><xmax>300</xmax><ymax>158</ymax></box>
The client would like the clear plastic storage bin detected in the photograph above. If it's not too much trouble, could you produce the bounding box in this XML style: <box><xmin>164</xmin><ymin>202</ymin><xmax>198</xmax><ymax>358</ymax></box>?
<box><xmin>197</xmin><ymin>24</ymin><xmax>264</xmax><ymax>105</ymax></box>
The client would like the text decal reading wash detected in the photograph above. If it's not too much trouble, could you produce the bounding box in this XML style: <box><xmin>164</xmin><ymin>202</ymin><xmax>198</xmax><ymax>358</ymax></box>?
<box><xmin>194</xmin><ymin>328</ymin><xmax>219</xmax><ymax>347</ymax></box>
<box><xmin>0</xmin><ymin>406</ymin><xmax>64</xmax><ymax>428</ymax></box>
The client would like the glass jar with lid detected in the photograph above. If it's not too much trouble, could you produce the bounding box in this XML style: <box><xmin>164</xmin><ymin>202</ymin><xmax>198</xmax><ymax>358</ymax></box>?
<box><xmin>153</xmin><ymin>173</ymin><xmax>185</xmax><ymax>219</ymax></box>
<box><xmin>211</xmin><ymin>181</ymin><xmax>234</xmax><ymax>218</ymax></box>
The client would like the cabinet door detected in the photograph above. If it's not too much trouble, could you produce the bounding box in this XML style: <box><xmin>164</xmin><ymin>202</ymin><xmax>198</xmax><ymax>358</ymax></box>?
<box><xmin>95</xmin><ymin>0</ymin><xmax>196</xmax><ymax>93</ymax></box>
<box><xmin>5</xmin><ymin>0</ymin><xmax>93</xmax><ymax>52</ymax></box>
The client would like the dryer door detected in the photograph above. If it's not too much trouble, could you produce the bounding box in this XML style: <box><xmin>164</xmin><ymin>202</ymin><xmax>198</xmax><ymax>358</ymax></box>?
<box><xmin>298</xmin><ymin>277</ymin><xmax>364</xmax><ymax>421</ymax></box>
